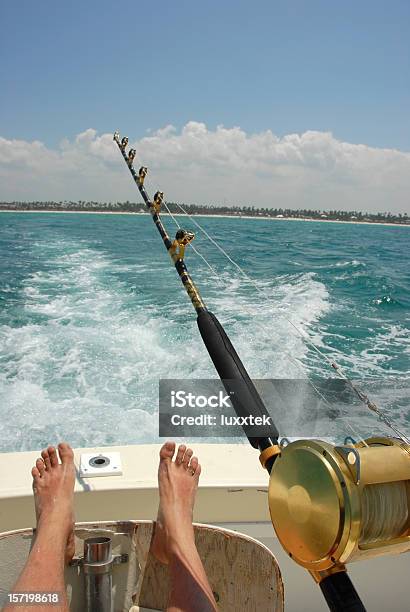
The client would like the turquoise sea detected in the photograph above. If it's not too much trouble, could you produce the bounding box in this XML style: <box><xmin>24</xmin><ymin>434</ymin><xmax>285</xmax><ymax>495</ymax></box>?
<box><xmin>0</xmin><ymin>212</ymin><xmax>409</xmax><ymax>452</ymax></box>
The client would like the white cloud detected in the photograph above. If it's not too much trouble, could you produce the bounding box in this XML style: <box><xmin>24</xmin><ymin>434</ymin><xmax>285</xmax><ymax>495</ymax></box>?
<box><xmin>0</xmin><ymin>123</ymin><xmax>409</xmax><ymax>212</ymax></box>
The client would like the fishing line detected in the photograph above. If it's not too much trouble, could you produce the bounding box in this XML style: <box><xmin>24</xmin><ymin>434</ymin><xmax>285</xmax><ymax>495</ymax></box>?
<box><xmin>163</xmin><ymin>202</ymin><xmax>368</xmax><ymax>446</ymax></box>
<box><xmin>172</xmin><ymin>202</ymin><xmax>407</xmax><ymax>443</ymax></box>
<box><xmin>115</xmin><ymin>136</ymin><xmax>402</xmax><ymax>444</ymax></box>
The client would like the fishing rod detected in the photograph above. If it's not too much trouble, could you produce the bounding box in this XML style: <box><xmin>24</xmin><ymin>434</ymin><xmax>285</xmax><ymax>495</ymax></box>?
<box><xmin>113</xmin><ymin>132</ymin><xmax>279</xmax><ymax>459</ymax></box>
<box><xmin>114</xmin><ymin>131</ymin><xmax>410</xmax><ymax>612</ymax></box>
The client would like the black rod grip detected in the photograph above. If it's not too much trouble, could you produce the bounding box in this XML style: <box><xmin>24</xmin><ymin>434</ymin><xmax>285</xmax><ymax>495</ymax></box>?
<box><xmin>319</xmin><ymin>572</ymin><xmax>366</xmax><ymax>612</ymax></box>
<box><xmin>197</xmin><ymin>310</ymin><xmax>279</xmax><ymax>448</ymax></box>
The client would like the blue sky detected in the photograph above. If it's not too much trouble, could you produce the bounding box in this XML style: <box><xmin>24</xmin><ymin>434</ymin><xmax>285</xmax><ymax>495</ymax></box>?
<box><xmin>1</xmin><ymin>1</ymin><xmax>409</xmax><ymax>212</ymax></box>
<box><xmin>1</xmin><ymin>0</ymin><xmax>409</xmax><ymax>150</ymax></box>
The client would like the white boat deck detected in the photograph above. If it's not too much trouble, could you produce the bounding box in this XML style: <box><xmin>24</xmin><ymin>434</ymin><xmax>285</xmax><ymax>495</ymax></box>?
<box><xmin>0</xmin><ymin>443</ymin><xmax>270</xmax><ymax>530</ymax></box>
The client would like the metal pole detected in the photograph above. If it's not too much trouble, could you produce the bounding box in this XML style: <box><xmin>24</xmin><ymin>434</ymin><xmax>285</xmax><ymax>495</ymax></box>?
<box><xmin>84</xmin><ymin>537</ymin><xmax>113</xmax><ymax>612</ymax></box>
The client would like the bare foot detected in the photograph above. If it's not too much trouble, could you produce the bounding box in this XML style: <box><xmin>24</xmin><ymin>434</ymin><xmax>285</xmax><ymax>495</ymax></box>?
<box><xmin>32</xmin><ymin>443</ymin><xmax>76</xmax><ymax>564</ymax></box>
<box><xmin>151</xmin><ymin>442</ymin><xmax>201</xmax><ymax>564</ymax></box>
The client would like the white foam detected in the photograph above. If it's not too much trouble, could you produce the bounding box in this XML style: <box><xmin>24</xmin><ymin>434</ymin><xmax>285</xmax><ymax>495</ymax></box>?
<box><xmin>202</xmin><ymin>271</ymin><xmax>331</xmax><ymax>379</ymax></box>
<box><xmin>3</xmin><ymin>231</ymin><xmax>405</xmax><ymax>451</ymax></box>
<box><xmin>335</xmin><ymin>260</ymin><xmax>365</xmax><ymax>268</ymax></box>
<box><xmin>0</xmin><ymin>242</ymin><xmax>183</xmax><ymax>450</ymax></box>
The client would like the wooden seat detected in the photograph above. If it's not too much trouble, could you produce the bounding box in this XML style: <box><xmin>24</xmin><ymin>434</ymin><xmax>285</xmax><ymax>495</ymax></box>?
<box><xmin>0</xmin><ymin>520</ymin><xmax>284</xmax><ymax>611</ymax></box>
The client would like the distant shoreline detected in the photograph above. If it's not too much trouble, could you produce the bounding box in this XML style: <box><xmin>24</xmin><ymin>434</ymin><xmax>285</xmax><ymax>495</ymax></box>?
<box><xmin>0</xmin><ymin>208</ymin><xmax>409</xmax><ymax>228</ymax></box>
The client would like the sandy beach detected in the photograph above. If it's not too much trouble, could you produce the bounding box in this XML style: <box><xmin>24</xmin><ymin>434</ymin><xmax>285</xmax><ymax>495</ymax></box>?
<box><xmin>1</xmin><ymin>208</ymin><xmax>409</xmax><ymax>228</ymax></box>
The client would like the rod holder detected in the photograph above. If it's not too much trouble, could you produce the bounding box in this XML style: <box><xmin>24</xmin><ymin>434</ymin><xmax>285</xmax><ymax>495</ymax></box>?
<box><xmin>83</xmin><ymin>537</ymin><xmax>113</xmax><ymax>612</ymax></box>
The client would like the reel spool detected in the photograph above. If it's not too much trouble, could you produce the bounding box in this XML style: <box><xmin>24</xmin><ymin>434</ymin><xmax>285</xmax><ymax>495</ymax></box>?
<box><xmin>268</xmin><ymin>437</ymin><xmax>410</xmax><ymax>582</ymax></box>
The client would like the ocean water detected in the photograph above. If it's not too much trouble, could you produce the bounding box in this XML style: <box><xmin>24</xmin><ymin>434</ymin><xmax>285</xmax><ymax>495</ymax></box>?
<box><xmin>0</xmin><ymin>212</ymin><xmax>409</xmax><ymax>452</ymax></box>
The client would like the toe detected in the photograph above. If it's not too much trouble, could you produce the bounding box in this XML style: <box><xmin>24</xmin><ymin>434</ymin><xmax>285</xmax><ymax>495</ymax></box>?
<box><xmin>159</xmin><ymin>441</ymin><xmax>176</xmax><ymax>462</ymax></box>
<box><xmin>182</xmin><ymin>448</ymin><xmax>193</xmax><ymax>469</ymax></box>
<box><xmin>49</xmin><ymin>446</ymin><xmax>59</xmax><ymax>467</ymax></box>
<box><xmin>194</xmin><ymin>463</ymin><xmax>201</xmax><ymax>480</ymax></box>
<box><xmin>31</xmin><ymin>466</ymin><xmax>41</xmax><ymax>482</ymax></box>
<box><xmin>58</xmin><ymin>442</ymin><xmax>74</xmax><ymax>464</ymax></box>
<box><xmin>36</xmin><ymin>458</ymin><xmax>45</xmax><ymax>476</ymax></box>
<box><xmin>41</xmin><ymin>449</ymin><xmax>51</xmax><ymax>471</ymax></box>
<box><xmin>189</xmin><ymin>456</ymin><xmax>199</xmax><ymax>475</ymax></box>
<box><xmin>175</xmin><ymin>444</ymin><xmax>186</xmax><ymax>465</ymax></box>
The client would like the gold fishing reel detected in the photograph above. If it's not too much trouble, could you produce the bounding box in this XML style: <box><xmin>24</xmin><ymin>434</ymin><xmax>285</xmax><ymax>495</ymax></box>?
<box><xmin>267</xmin><ymin>437</ymin><xmax>410</xmax><ymax>581</ymax></box>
